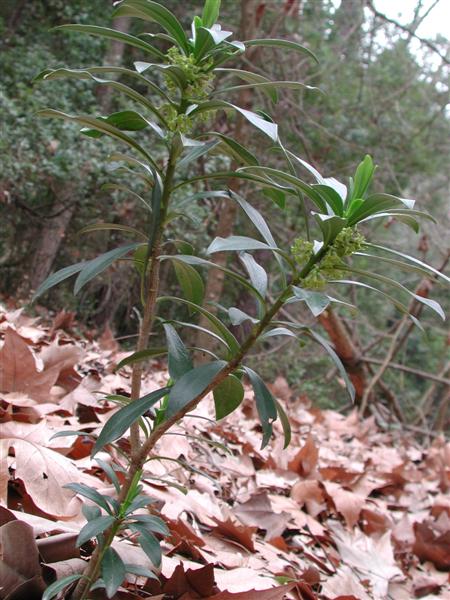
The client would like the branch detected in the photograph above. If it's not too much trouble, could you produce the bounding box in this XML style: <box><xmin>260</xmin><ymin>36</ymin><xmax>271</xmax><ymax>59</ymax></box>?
<box><xmin>362</xmin><ymin>357</ymin><xmax>450</xmax><ymax>386</ymax></box>
<box><xmin>366</xmin><ymin>0</ymin><xmax>450</xmax><ymax>65</ymax></box>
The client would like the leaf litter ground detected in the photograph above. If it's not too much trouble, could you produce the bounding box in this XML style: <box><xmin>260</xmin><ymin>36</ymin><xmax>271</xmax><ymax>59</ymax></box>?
<box><xmin>0</xmin><ymin>304</ymin><xmax>449</xmax><ymax>599</ymax></box>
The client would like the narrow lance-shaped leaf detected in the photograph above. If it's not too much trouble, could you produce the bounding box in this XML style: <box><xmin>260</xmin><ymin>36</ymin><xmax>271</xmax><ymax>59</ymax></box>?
<box><xmin>158</xmin><ymin>296</ymin><xmax>241</xmax><ymax>355</ymax></box>
<box><xmin>244</xmin><ymin>38</ymin><xmax>318</xmax><ymax>63</ymax></box>
<box><xmin>53</xmin><ymin>24</ymin><xmax>165</xmax><ymax>59</ymax></box>
<box><xmin>166</xmin><ymin>360</ymin><xmax>227</xmax><ymax>418</ymax></box>
<box><xmin>113</xmin><ymin>0</ymin><xmax>190</xmax><ymax>54</ymax></box>
<box><xmin>207</xmin><ymin>235</ymin><xmax>272</xmax><ymax>254</ymax></box>
<box><xmin>239</xmin><ymin>252</ymin><xmax>268</xmax><ymax>298</ymax></box>
<box><xmin>160</xmin><ymin>254</ymin><xmax>265</xmax><ymax>304</ymax></box>
<box><xmin>74</xmin><ymin>243</ymin><xmax>141</xmax><ymax>295</ymax></box>
<box><xmin>32</xmin><ymin>261</ymin><xmax>87</xmax><ymax>300</ymax></box>
<box><xmin>243</xmin><ymin>367</ymin><xmax>278</xmax><ymax>449</ymax></box>
<box><xmin>42</xmin><ymin>575</ymin><xmax>84</xmax><ymax>600</ymax></box>
<box><xmin>37</xmin><ymin>109</ymin><xmax>157</xmax><ymax>163</ymax></box>
<box><xmin>306</xmin><ymin>330</ymin><xmax>355</xmax><ymax>401</ymax></box>
<box><xmin>92</xmin><ymin>387</ymin><xmax>171</xmax><ymax>455</ymax></box>
<box><xmin>102</xmin><ymin>547</ymin><xmax>126</xmax><ymax>598</ymax></box>
<box><xmin>366</xmin><ymin>243</ymin><xmax>450</xmax><ymax>285</ymax></box>
<box><xmin>344</xmin><ymin>266</ymin><xmax>445</xmax><ymax>320</ymax></box>
<box><xmin>78</xmin><ymin>222</ymin><xmax>147</xmax><ymax>241</ymax></box>
<box><xmin>131</xmin><ymin>526</ymin><xmax>162</xmax><ymax>567</ymax></box>
<box><xmin>77</xmin><ymin>515</ymin><xmax>115</xmax><ymax>547</ymax></box>
<box><xmin>202</xmin><ymin>0</ymin><xmax>221</xmax><ymax>27</ymax></box>
<box><xmin>275</xmin><ymin>399</ymin><xmax>291</xmax><ymax>449</ymax></box>
<box><xmin>213</xmin><ymin>374</ymin><xmax>244</xmax><ymax>420</ymax></box>
<box><xmin>163</xmin><ymin>323</ymin><xmax>193</xmax><ymax>380</ymax></box>
<box><xmin>189</xmin><ymin>100</ymin><xmax>278</xmax><ymax>141</ymax></box>
<box><xmin>172</xmin><ymin>259</ymin><xmax>205</xmax><ymax>307</ymax></box>
<box><xmin>290</xmin><ymin>286</ymin><xmax>331</xmax><ymax>317</ymax></box>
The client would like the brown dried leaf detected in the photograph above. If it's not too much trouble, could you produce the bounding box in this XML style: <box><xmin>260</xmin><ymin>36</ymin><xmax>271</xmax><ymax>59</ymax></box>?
<box><xmin>413</xmin><ymin>520</ymin><xmax>450</xmax><ymax>570</ymax></box>
<box><xmin>0</xmin><ymin>520</ymin><xmax>45</xmax><ymax>600</ymax></box>
<box><xmin>0</xmin><ymin>328</ymin><xmax>60</xmax><ymax>401</ymax></box>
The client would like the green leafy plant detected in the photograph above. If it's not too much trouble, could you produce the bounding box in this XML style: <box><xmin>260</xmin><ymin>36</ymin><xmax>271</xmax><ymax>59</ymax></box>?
<box><xmin>34</xmin><ymin>1</ymin><xmax>447</xmax><ymax>598</ymax></box>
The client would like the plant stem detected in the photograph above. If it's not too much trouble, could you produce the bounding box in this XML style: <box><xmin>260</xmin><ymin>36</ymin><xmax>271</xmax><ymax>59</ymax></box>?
<box><xmin>129</xmin><ymin>147</ymin><xmax>177</xmax><ymax>456</ymax></box>
<box><xmin>72</xmin><ymin>142</ymin><xmax>178</xmax><ymax>600</ymax></box>
<box><xmin>105</xmin><ymin>249</ymin><xmax>328</xmax><ymax>535</ymax></box>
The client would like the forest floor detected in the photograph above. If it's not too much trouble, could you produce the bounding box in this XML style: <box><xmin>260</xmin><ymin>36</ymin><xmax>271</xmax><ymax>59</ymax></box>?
<box><xmin>0</xmin><ymin>303</ymin><xmax>449</xmax><ymax>600</ymax></box>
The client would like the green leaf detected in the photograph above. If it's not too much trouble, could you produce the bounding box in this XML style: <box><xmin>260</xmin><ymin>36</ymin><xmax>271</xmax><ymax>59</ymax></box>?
<box><xmin>202</xmin><ymin>0</ymin><xmax>221</xmax><ymax>27</ymax></box>
<box><xmin>331</xmin><ymin>279</ymin><xmax>424</xmax><ymax>329</ymax></box>
<box><xmin>314</xmin><ymin>213</ymin><xmax>347</xmax><ymax>245</ymax></box>
<box><xmin>194</xmin><ymin>26</ymin><xmax>232</xmax><ymax>61</ymax></box>
<box><xmin>291</xmin><ymin>286</ymin><xmax>331</xmax><ymax>317</ymax></box>
<box><xmin>77</xmin><ymin>515</ymin><xmax>115</xmax><ymax>547</ymax></box>
<box><xmin>275</xmin><ymin>400</ymin><xmax>291</xmax><ymax>449</ymax></box>
<box><xmin>306</xmin><ymin>331</ymin><xmax>355</xmax><ymax>401</ymax></box>
<box><xmin>172</xmin><ymin>259</ymin><xmax>205</xmax><ymax>306</ymax></box>
<box><xmin>206</xmin><ymin>132</ymin><xmax>258</xmax><ymax>166</ymax></box>
<box><xmin>230</xmin><ymin>191</ymin><xmax>278</xmax><ymax>248</ymax></box>
<box><xmin>178</xmin><ymin>140</ymin><xmax>219</xmax><ymax>169</ymax></box>
<box><xmin>102</xmin><ymin>547</ymin><xmax>126</xmax><ymax>598</ymax></box>
<box><xmin>102</xmin><ymin>183</ymin><xmax>152</xmax><ymax>211</ymax></box>
<box><xmin>78</xmin><ymin>222</ymin><xmax>147</xmax><ymax>241</ymax></box>
<box><xmin>239</xmin><ymin>252</ymin><xmax>268</xmax><ymax>298</ymax></box>
<box><xmin>96</xmin><ymin>459</ymin><xmax>121</xmax><ymax>493</ymax></box>
<box><xmin>132</xmin><ymin>526</ymin><xmax>162</xmax><ymax>567</ymax></box>
<box><xmin>42</xmin><ymin>575</ymin><xmax>83</xmax><ymax>600</ymax></box>
<box><xmin>243</xmin><ymin>367</ymin><xmax>277</xmax><ymax>449</ymax></box>
<box><xmin>158</xmin><ymin>296</ymin><xmax>240</xmax><ymax>355</ymax></box>
<box><xmin>263</xmin><ymin>187</ymin><xmax>286</xmax><ymax>209</ymax></box>
<box><xmin>259</xmin><ymin>326</ymin><xmax>297</xmax><ymax>341</ymax></box>
<box><xmin>163</xmin><ymin>254</ymin><xmax>265</xmax><ymax>303</ymax></box>
<box><xmin>213</xmin><ymin>374</ymin><xmax>244</xmax><ymax>420</ymax></box>
<box><xmin>207</xmin><ymin>235</ymin><xmax>271</xmax><ymax>254</ymax></box>
<box><xmin>190</xmin><ymin>100</ymin><xmax>278</xmax><ymax>141</ymax></box>
<box><xmin>312</xmin><ymin>184</ymin><xmax>344</xmax><ymax>216</ymax></box>
<box><xmin>74</xmin><ymin>243</ymin><xmax>140</xmax><ymax>295</ymax></box>
<box><xmin>228</xmin><ymin>307</ymin><xmax>258</xmax><ymax>326</ymax></box>
<box><xmin>244</xmin><ymin>38</ymin><xmax>318</xmax><ymax>63</ymax></box>
<box><xmin>129</xmin><ymin>514</ymin><xmax>169</xmax><ymax>535</ymax></box>
<box><xmin>116</xmin><ymin>347</ymin><xmax>168</xmax><ymax>369</ymax></box>
<box><xmin>351</xmin><ymin>155</ymin><xmax>375</xmax><ymax>200</ymax></box>
<box><xmin>239</xmin><ymin>166</ymin><xmax>328</xmax><ymax>212</ymax></box>
<box><xmin>166</xmin><ymin>360</ymin><xmax>227</xmax><ymax>418</ymax></box>
<box><xmin>366</xmin><ymin>243</ymin><xmax>450</xmax><ymax>285</ymax></box>
<box><xmin>64</xmin><ymin>483</ymin><xmax>112</xmax><ymax>514</ymax></box>
<box><xmin>344</xmin><ymin>266</ymin><xmax>445</xmax><ymax>320</ymax></box>
<box><xmin>163</xmin><ymin>323</ymin><xmax>193</xmax><ymax>380</ymax></box>
<box><xmin>214</xmin><ymin>67</ymin><xmax>279</xmax><ymax>103</ymax></box>
<box><xmin>347</xmin><ymin>193</ymin><xmax>415</xmax><ymax>225</ymax></box>
<box><xmin>114</xmin><ymin>0</ymin><xmax>190</xmax><ymax>53</ymax></box>
<box><xmin>32</xmin><ymin>261</ymin><xmax>86</xmax><ymax>300</ymax></box>
<box><xmin>287</xmin><ymin>153</ymin><xmax>348</xmax><ymax>202</ymax></box>
<box><xmin>354</xmin><ymin>252</ymin><xmax>435</xmax><ymax>279</ymax></box>
<box><xmin>81</xmin><ymin>110</ymin><xmax>150</xmax><ymax>138</ymax></box>
<box><xmin>37</xmin><ymin>109</ymin><xmax>157</xmax><ymax>163</ymax></box>
<box><xmin>92</xmin><ymin>387</ymin><xmax>170</xmax><ymax>455</ymax></box>
<box><xmin>124</xmin><ymin>564</ymin><xmax>158</xmax><ymax>579</ymax></box>
<box><xmin>53</xmin><ymin>24</ymin><xmax>165</xmax><ymax>58</ymax></box>
<box><xmin>214</xmin><ymin>80</ymin><xmax>318</xmax><ymax>99</ymax></box>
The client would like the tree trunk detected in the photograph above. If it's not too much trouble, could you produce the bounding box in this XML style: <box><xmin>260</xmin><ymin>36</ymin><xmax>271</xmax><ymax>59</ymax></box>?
<box><xmin>18</xmin><ymin>183</ymin><xmax>78</xmax><ymax>299</ymax></box>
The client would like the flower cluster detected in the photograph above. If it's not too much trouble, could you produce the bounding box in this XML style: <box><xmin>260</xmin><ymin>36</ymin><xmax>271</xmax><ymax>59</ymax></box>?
<box><xmin>166</xmin><ymin>47</ymin><xmax>215</xmax><ymax>101</ymax></box>
<box><xmin>291</xmin><ymin>237</ymin><xmax>314</xmax><ymax>267</ymax></box>
<box><xmin>333</xmin><ymin>227</ymin><xmax>365</xmax><ymax>257</ymax></box>
<box><xmin>292</xmin><ymin>227</ymin><xmax>365</xmax><ymax>290</ymax></box>
<box><xmin>160</xmin><ymin>104</ymin><xmax>193</xmax><ymax>134</ymax></box>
